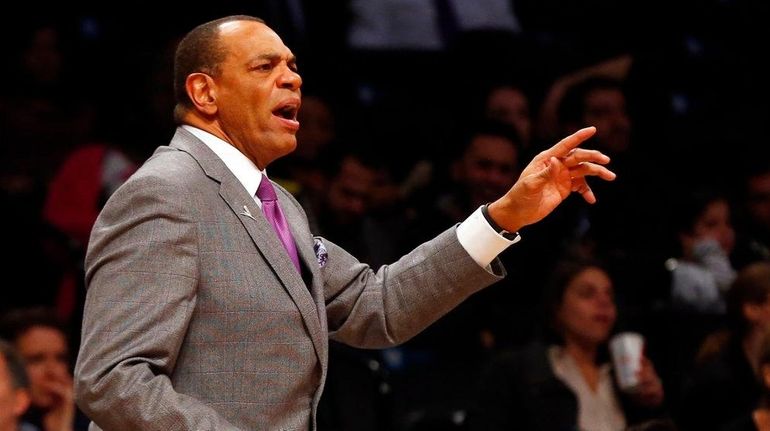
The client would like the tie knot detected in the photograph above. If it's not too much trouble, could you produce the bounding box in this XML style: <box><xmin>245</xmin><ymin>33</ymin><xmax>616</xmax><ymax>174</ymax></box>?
<box><xmin>256</xmin><ymin>177</ymin><xmax>278</xmax><ymax>202</ymax></box>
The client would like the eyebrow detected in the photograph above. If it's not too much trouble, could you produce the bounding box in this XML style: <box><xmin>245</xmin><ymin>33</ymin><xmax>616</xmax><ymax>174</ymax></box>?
<box><xmin>254</xmin><ymin>53</ymin><xmax>297</xmax><ymax>64</ymax></box>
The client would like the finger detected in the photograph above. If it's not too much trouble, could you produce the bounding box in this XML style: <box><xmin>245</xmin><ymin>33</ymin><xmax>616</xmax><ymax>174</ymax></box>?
<box><xmin>563</xmin><ymin>148</ymin><xmax>610</xmax><ymax>167</ymax></box>
<box><xmin>542</xmin><ymin>126</ymin><xmax>597</xmax><ymax>159</ymax></box>
<box><xmin>568</xmin><ymin>163</ymin><xmax>617</xmax><ymax>181</ymax></box>
<box><xmin>571</xmin><ymin>177</ymin><xmax>596</xmax><ymax>204</ymax></box>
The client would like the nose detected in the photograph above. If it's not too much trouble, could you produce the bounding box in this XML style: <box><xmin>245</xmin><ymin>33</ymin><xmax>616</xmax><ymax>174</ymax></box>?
<box><xmin>278</xmin><ymin>66</ymin><xmax>302</xmax><ymax>90</ymax></box>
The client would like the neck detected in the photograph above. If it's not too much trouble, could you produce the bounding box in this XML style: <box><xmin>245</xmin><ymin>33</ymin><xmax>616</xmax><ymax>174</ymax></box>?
<box><xmin>564</xmin><ymin>339</ymin><xmax>602</xmax><ymax>391</ymax></box>
<box><xmin>564</xmin><ymin>337</ymin><xmax>599</xmax><ymax>364</ymax></box>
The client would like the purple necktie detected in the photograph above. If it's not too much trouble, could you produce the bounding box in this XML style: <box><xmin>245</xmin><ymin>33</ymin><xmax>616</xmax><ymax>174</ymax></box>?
<box><xmin>256</xmin><ymin>178</ymin><xmax>301</xmax><ymax>273</ymax></box>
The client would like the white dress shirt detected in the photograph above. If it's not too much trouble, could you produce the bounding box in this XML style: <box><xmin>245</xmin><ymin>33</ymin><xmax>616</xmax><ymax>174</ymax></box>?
<box><xmin>548</xmin><ymin>345</ymin><xmax>627</xmax><ymax>431</ymax></box>
<box><xmin>182</xmin><ymin>125</ymin><xmax>518</xmax><ymax>268</ymax></box>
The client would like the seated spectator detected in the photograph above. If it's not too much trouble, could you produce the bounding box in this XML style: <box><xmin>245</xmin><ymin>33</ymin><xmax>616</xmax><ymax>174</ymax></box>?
<box><xmin>0</xmin><ymin>308</ymin><xmax>88</xmax><ymax>431</ymax></box>
<box><xmin>667</xmin><ymin>188</ymin><xmax>736</xmax><ymax>314</ymax></box>
<box><xmin>0</xmin><ymin>340</ymin><xmax>32</xmax><ymax>431</ymax></box>
<box><xmin>676</xmin><ymin>262</ymin><xmax>770</xmax><ymax>431</ymax></box>
<box><xmin>403</xmin><ymin>119</ymin><xmax>526</xmax><ymax>352</ymax></box>
<box><xmin>722</xmin><ymin>330</ymin><xmax>770</xmax><ymax>431</ymax></box>
<box><xmin>470</xmin><ymin>258</ymin><xmax>666</xmax><ymax>431</ymax></box>
<box><xmin>482</xmin><ymin>83</ymin><xmax>533</xmax><ymax>154</ymax></box>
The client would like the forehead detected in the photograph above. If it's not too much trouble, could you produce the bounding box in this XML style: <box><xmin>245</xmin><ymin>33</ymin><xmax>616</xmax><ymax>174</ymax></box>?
<box><xmin>489</xmin><ymin>87</ymin><xmax>527</xmax><ymax>107</ymax></box>
<box><xmin>585</xmin><ymin>88</ymin><xmax>625</xmax><ymax>106</ymax></box>
<box><xmin>218</xmin><ymin>20</ymin><xmax>293</xmax><ymax>58</ymax></box>
<box><xmin>17</xmin><ymin>326</ymin><xmax>66</xmax><ymax>347</ymax></box>
<box><xmin>468</xmin><ymin>135</ymin><xmax>517</xmax><ymax>159</ymax></box>
<box><xmin>569</xmin><ymin>267</ymin><xmax>612</xmax><ymax>289</ymax></box>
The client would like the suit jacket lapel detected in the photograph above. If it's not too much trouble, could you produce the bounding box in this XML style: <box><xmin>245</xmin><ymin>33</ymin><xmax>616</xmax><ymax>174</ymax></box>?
<box><xmin>278</xmin><ymin>193</ymin><xmax>327</xmax><ymax>319</ymax></box>
<box><xmin>168</xmin><ymin>127</ymin><xmax>326</xmax><ymax>364</ymax></box>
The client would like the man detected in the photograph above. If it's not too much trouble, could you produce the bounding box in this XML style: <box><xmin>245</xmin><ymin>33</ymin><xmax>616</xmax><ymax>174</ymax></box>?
<box><xmin>73</xmin><ymin>15</ymin><xmax>615</xmax><ymax>430</ymax></box>
<box><xmin>0</xmin><ymin>340</ymin><xmax>31</xmax><ymax>431</ymax></box>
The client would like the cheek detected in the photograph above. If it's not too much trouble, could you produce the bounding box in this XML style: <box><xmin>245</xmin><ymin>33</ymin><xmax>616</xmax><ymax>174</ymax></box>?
<box><xmin>26</xmin><ymin>363</ymin><xmax>43</xmax><ymax>377</ymax></box>
<box><xmin>558</xmin><ymin>305</ymin><xmax>587</xmax><ymax>331</ymax></box>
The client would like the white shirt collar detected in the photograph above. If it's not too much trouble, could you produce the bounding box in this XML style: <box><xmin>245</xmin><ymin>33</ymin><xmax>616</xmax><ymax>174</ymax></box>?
<box><xmin>547</xmin><ymin>345</ymin><xmax>626</xmax><ymax>431</ymax></box>
<box><xmin>182</xmin><ymin>125</ymin><xmax>265</xmax><ymax>200</ymax></box>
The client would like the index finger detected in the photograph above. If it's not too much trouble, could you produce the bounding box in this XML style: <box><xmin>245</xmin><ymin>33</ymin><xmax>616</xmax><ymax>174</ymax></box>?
<box><xmin>542</xmin><ymin>126</ymin><xmax>597</xmax><ymax>159</ymax></box>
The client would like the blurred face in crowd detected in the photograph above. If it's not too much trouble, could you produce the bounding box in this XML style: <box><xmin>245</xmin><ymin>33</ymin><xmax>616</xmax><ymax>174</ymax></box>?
<box><xmin>0</xmin><ymin>355</ymin><xmax>29</xmax><ymax>431</ymax></box>
<box><xmin>747</xmin><ymin>172</ymin><xmax>770</xmax><ymax>233</ymax></box>
<box><xmin>455</xmin><ymin>134</ymin><xmax>519</xmax><ymax>209</ymax></box>
<box><xmin>485</xmin><ymin>86</ymin><xmax>531</xmax><ymax>146</ymax></box>
<box><xmin>207</xmin><ymin>20</ymin><xmax>302</xmax><ymax>169</ymax></box>
<box><xmin>23</xmin><ymin>25</ymin><xmax>63</xmax><ymax>85</ymax></box>
<box><xmin>556</xmin><ymin>267</ymin><xmax>617</xmax><ymax>348</ymax></box>
<box><xmin>295</xmin><ymin>96</ymin><xmax>334</xmax><ymax>161</ymax></box>
<box><xmin>582</xmin><ymin>88</ymin><xmax>631</xmax><ymax>155</ymax></box>
<box><xmin>15</xmin><ymin>326</ymin><xmax>70</xmax><ymax>409</ymax></box>
<box><xmin>750</xmin><ymin>296</ymin><xmax>770</xmax><ymax>337</ymax></box>
<box><xmin>682</xmin><ymin>198</ymin><xmax>735</xmax><ymax>256</ymax></box>
<box><xmin>326</xmin><ymin>156</ymin><xmax>377</xmax><ymax>224</ymax></box>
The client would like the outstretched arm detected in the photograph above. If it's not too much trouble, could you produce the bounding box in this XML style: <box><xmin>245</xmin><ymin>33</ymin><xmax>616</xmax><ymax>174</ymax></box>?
<box><xmin>487</xmin><ymin>126</ymin><xmax>616</xmax><ymax>233</ymax></box>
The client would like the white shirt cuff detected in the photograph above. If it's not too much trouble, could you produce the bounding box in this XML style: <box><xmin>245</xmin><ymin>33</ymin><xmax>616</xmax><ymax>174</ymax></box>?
<box><xmin>456</xmin><ymin>206</ymin><xmax>521</xmax><ymax>268</ymax></box>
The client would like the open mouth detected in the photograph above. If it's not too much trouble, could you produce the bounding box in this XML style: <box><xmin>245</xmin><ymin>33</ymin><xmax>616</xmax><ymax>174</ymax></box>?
<box><xmin>272</xmin><ymin>99</ymin><xmax>300</xmax><ymax>126</ymax></box>
<box><xmin>273</xmin><ymin>104</ymin><xmax>298</xmax><ymax>121</ymax></box>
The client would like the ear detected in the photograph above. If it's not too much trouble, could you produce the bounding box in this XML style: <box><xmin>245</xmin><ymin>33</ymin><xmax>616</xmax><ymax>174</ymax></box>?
<box><xmin>185</xmin><ymin>72</ymin><xmax>218</xmax><ymax>116</ymax></box>
<box><xmin>13</xmin><ymin>388</ymin><xmax>30</xmax><ymax>417</ymax></box>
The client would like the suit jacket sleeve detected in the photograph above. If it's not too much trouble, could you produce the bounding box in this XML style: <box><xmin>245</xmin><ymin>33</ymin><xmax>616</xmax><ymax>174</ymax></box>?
<box><xmin>321</xmin><ymin>225</ymin><xmax>505</xmax><ymax>348</ymax></box>
<box><xmin>73</xmin><ymin>173</ymin><xmax>242</xmax><ymax>431</ymax></box>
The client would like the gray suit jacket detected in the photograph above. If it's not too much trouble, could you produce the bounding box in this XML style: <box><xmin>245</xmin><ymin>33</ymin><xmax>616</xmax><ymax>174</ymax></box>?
<box><xmin>74</xmin><ymin>127</ymin><xmax>505</xmax><ymax>430</ymax></box>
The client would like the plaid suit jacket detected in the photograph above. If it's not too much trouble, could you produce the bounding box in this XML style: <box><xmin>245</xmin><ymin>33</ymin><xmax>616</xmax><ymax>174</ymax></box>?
<box><xmin>74</xmin><ymin>127</ymin><xmax>504</xmax><ymax>430</ymax></box>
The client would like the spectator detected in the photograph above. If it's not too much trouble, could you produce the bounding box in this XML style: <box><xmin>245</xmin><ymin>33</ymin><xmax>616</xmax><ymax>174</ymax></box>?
<box><xmin>471</xmin><ymin>258</ymin><xmax>667</xmax><ymax>431</ymax></box>
<box><xmin>0</xmin><ymin>308</ymin><xmax>88</xmax><ymax>431</ymax></box>
<box><xmin>483</xmin><ymin>84</ymin><xmax>533</xmax><ymax>154</ymax></box>
<box><xmin>676</xmin><ymin>262</ymin><xmax>770</xmax><ymax>431</ymax></box>
<box><xmin>721</xmin><ymin>330</ymin><xmax>770</xmax><ymax>431</ymax></box>
<box><xmin>667</xmin><ymin>187</ymin><xmax>737</xmax><ymax>315</ymax></box>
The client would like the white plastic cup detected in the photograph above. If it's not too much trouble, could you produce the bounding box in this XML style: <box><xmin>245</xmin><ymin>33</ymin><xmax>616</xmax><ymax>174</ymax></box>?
<box><xmin>609</xmin><ymin>332</ymin><xmax>644</xmax><ymax>392</ymax></box>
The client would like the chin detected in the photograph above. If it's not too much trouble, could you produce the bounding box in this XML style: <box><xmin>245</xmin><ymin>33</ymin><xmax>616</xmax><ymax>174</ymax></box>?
<box><xmin>282</xmin><ymin>135</ymin><xmax>298</xmax><ymax>152</ymax></box>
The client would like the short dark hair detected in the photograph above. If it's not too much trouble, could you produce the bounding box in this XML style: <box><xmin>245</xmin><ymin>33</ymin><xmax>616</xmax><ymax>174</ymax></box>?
<box><xmin>173</xmin><ymin>15</ymin><xmax>265</xmax><ymax>123</ymax></box>
<box><xmin>0</xmin><ymin>339</ymin><xmax>30</xmax><ymax>390</ymax></box>
<box><xmin>558</xmin><ymin>76</ymin><xmax>625</xmax><ymax>127</ymax></box>
<box><xmin>455</xmin><ymin>119</ymin><xmax>522</xmax><ymax>162</ymax></box>
<box><xmin>0</xmin><ymin>307</ymin><xmax>68</xmax><ymax>344</ymax></box>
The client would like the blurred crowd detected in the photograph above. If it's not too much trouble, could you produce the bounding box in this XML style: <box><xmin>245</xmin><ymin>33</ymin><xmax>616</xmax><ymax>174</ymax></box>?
<box><xmin>1</xmin><ymin>1</ymin><xmax>769</xmax><ymax>430</ymax></box>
